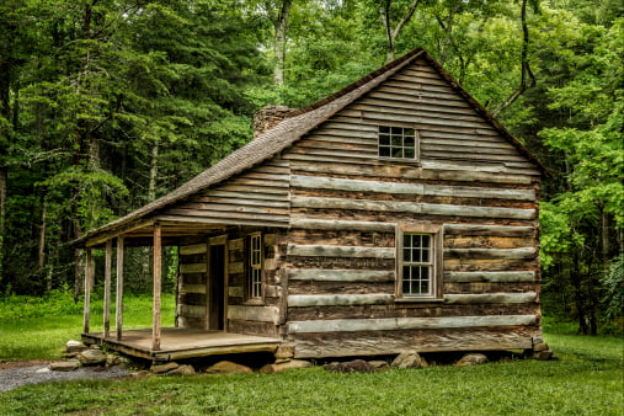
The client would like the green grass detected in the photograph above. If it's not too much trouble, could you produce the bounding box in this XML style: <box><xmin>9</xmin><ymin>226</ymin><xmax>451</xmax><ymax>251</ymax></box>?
<box><xmin>0</xmin><ymin>292</ymin><xmax>175</xmax><ymax>361</ymax></box>
<box><xmin>0</xmin><ymin>295</ymin><xmax>622</xmax><ymax>415</ymax></box>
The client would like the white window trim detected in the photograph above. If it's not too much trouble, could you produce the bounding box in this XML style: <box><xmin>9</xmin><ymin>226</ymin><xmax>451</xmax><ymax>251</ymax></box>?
<box><xmin>395</xmin><ymin>223</ymin><xmax>444</xmax><ymax>302</ymax></box>
<box><xmin>245</xmin><ymin>232</ymin><xmax>264</xmax><ymax>304</ymax></box>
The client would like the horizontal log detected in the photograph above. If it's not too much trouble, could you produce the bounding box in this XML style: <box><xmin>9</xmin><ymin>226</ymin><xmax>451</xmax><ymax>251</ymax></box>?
<box><xmin>209</xmin><ymin>234</ymin><xmax>227</xmax><ymax>245</ymax></box>
<box><xmin>289</xmin><ymin>218</ymin><xmax>395</xmax><ymax>232</ymax></box>
<box><xmin>166</xmin><ymin>208</ymin><xmax>289</xmax><ymax>223</ymax></box>
<box><xmin>287</xmin><ymin>314</ymin><xmax>537</xmax><ymax>334</ymax></box>
<box><xmin>177</xmin><ymin>304</ymin><xmax>206</xmax><ymax>318</ymax></box>
<box><xmin>287</xmin><ymin>244</ymin><xmax>395</xmax><ymax>258</ymax></box>
<box><xmin>288</xmin><ymin>281</ymin><xmax>394</xmax><ymax>295</ymax></box>
<box><xmin>443</xmin><ymin>292</ymin><xmax>537</xmax><ymax>304</ymax></box>
<box><xmin>444</xmin><ymin>247</ymin><xmax>536</xmax><ymax>260</ymax></box>
<box><xmin>179</xmin><ymin>284</ymin><xmax>206</xmax><ymax>294</ymax></box>
<box><xmin>292</xmin><ymin>327</ymin><xmax>538</xmax><ymax>358</ymax></box>
<box><xmin>229</xmin><ymin>239</ymin><xmax>243</xmax><ymax>251</ymax></box>
<box><xmin>191</xmin><ymin>196</ymin><xmax>291</xmax><ymax>209</ymax></box>
<box><xmin>288</xmin><ymin>268</ymin><xmax>394</xmax><ymax>283</ymax></box>
<box><xmin>444</xmin><ymin>258</ymin><xmax>538</xmax><ymax>273</ymax></box>
<box><xmin>445</xmin><ymin>235</ymin><xmax>534</xmax><ymax>249</ymax></box>
<box><xmin>288</xmin><ymin>294</ymin><xmax>394</xmax><ymax>307</ymax></box>
<box><xmin>228</xmin><ymin>286</ymin><xmax>243</xmax><ymax>297</ymax></box>
<box><xmin>290</xmin><ymin>161</ymin><xmax>534</xmax><ymax>185</ymax></box>
<box><xmin>291</xmin><ymin>196</ymin><xmax>536</xmax><ymax>220</ymax></box>
<box><xmin>265</xmin><ymin>284</ymin><xmax>281</xmax><ymax>298</ymax></box>
<box><xmin>444</xmin><ymin>271</ymin><xmax>536</xmax><ymax>283</ymax></box>
<box><xmin>227</xmin><ymin>305</ymin><xmax>280</xmax><ymax>324</ymax></box>
<box><xmin>229</xmin><ymin>262</ymin><xmax>243</xmax><ymax>274</ymax></box>
<box><xmin>290</xmin><ymin>175</ymin><xmax>534</xmax><ymax>201</ymax></box>
<box><xmin>179</xmin><ymin>244</ymin><xmax>207</xmax><ymax>255</ymax></box>
<box><xmin>444</xmin><ymin>224</ymin><xmax>534</xmax><ymax>237</ymax></box>
<box><xmin>180</xmin><ymin>263</ymin><xmax>207</xmax><ymax>274</ymax></box>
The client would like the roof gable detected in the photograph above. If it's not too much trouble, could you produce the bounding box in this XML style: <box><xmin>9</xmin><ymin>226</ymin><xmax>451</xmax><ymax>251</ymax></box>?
<box><xmin>76</xmin><ymin>48</ymin><xmax>544</xmax><ymax>245</ymax></box>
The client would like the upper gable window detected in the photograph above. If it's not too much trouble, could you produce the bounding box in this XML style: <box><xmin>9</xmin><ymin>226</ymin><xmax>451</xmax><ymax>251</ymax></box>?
<box><xmin>378</xmin><ymin>126</ymin><xmax>417</xmax><ymax>160</ymax></box>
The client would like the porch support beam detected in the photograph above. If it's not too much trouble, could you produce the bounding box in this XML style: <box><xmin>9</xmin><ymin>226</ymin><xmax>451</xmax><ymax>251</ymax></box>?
<box><xmin>103</xmin><ymin>239</ymin><xmax>113</xmax><ymax>338</ymax></box>
<box><xmin>116</xmin><ymin>237</ymin><xmax>124</xmax><ymax>340</ymax></box>
<box><xmin>152</xmin><ymin>223</ymin><xmax>162</xmax><ymax>352</ymax></box>
<box><xmin>83</xmin><ymin>247</ymin><xmax>93</xmax><ymax>334</ymax></box>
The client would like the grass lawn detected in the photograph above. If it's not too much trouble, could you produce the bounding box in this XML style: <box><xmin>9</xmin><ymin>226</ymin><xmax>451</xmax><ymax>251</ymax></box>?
<box><xmin>0</xmin><ymin>294</ymin><xmax>622</xmax><ymax>415</ymax></box>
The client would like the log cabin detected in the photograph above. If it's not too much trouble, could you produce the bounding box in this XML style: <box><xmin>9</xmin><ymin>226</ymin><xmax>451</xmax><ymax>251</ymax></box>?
<box><xmin>76</xmin><ymin>47</ymin><xmax>546</xmax><ymax>362</ymax></box>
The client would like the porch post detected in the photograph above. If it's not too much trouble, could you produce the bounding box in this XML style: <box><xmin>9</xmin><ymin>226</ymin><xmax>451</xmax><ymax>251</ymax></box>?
<box><xmin>83</xmin><ymin>247</ymin><xmax>92</xmax><ymax>334</ymax></box>
<box><xmin>103</xmin><ymin>239</ymin><xmax>113</xmax><ymax>338</ymax></box>
<box><xmin>152</xmin><ymin>223</ymin><xmax>162</xmax><ymax>351</ymax></box>
<box><xmin>116</xmin><ymin>236</ymin><xmax>124</xmax><ymax>340</ymax></box>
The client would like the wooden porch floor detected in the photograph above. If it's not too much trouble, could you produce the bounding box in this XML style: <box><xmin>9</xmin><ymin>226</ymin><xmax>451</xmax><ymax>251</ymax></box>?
<box><xmin>82</xmin><ymin>328</ymin><xmax>281</xmax><ymax>362</ymax></box>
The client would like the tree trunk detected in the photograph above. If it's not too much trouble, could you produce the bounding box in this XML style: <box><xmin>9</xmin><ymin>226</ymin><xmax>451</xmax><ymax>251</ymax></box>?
<box><xmin>492</xmin><ymin>0</ymin><xmax>536</xmax><ymax>117</ymax></box>
<box><xmin>273</xmin><ymin>0</ymin><xmax>293</xmax><ymax>86</ymax></box>
<box><xmin>380</xmin><ymin>0</ymin><xmax>422</xmax><ymax>64</ymax></box>
<box><xmin>148</xmin><ymin>140</ymin><xmax>159</xmax><ymax>202</ymax></box>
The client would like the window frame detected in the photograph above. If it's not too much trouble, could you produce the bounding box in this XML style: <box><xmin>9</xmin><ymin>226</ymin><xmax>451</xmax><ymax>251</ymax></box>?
<box><xmin>244</xmin><ymin>232</ymin><xmax>264</xmax><ymax>304</ymax></box>
<box><xmin>377</xmin><ymin>125</ymin><xmax>420</xmax><ymax>162</ymax></box>
<box><xmin>395</xmin><ymin>224</ymin><xmax>444</xmax><ymax>302</ymax></box>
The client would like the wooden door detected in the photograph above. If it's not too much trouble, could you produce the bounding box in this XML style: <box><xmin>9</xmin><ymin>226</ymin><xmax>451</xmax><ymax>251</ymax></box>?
<box><xmin>208</xmin><ymin>244</ymin><xmax>225</xmax><ymax>330</ymax></box>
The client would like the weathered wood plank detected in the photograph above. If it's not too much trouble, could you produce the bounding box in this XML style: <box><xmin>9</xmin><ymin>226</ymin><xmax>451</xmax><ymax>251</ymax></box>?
<box><xmin>228</xmin><ymin>286</ymin><xmax>243</xmax><ymax>297</ymax></box>
<box><xmin>152</xmin><ymin>223</ymin><xmax>162</xmax><ymax>351</ymax></box>
<box><xmin>179</xmin><ymin>244</ymin><xmax>207</xmax><ymax>255</ymax></box>
<box><xmin>289</xmin><ymin>218</ymin><xmax>395</xmax><ymax>232</ymax></box>
<box><xmin>166</xmin><ymin>208</ymin><xmax>289</xmax><ymax>223</ymax></box>
<box><xmin>228</xmin><ymin>305</ymin><xmax>280</xmax><ymax>324</ymax></box>
<box><xmin>291</xmin><ymin>196</ymin><xmax>536</xmax><ymax>220</ymax></box>
<box><xmin>292</xmin><ymin>327</ymin><xmax>538</xmax><ymax>358</ymax></box>
<box><xmin>177</xmin><ymin>304</ymin><xmax>206</xmax><ymax>318</ymax></box>
<box><xmin>444</xmin><ymin>224</ymin><xmax>534</xmax><ymax>237</ymax></box>
<box><xmin>229</xmin><ymin>238</ymin><xmax>243</xmax><ymax>251</ymax></box>
<box><xmin>177</xmin><ymin>202</ymin><xmax>289</xmax><ymax>216</ymax></box>
<box><xmin>444</xmin><ymin>247</ymin><xmax>536</xmax><ymax>260</ymax></box>
<box><xmin>191</xmin><ymin>196</ymin><xmax>290</xmax><ymax>209</ymax></box>
<box><xmin>445</xmin><ymin>235</ymin><xmax>534</xmax><ymax>249</ymax></box>
<box><xmin>287</xmin><ymin>244</ymin><xmax>395</xmax><ymax>258</ymax></box>
<box><xmin>179</xmin><ymin>284</ymin><xmax>207</xmax><ymax>294</ymax></box>
<box><xmin>103</xmin><ymin>240</ymin><xmax>112</xmax><ymax>338</ymax></box>
<box><xmin>290</xmin><ymin>175</ymin><xmax>534</xmax><ymax>201</ymax></box>
<box><xmin>288</xmin><ymin>268</ymin><xmax>394</xmax><ymax>283</ymax></box>
<box><xmin>180</xmin><ymin>263</ymin><xmax>207</xmax><ymax>274</ymax></box>
<box><xmin>290</xmin><ymin>161</ymin><xmax>534</xmax><ymax>185</ymax></box>
<box><xmin>444</xmin><ymin>293</ymin><xmax>537</xmax><ymax>304</ymax></box>
<box><xmin>229</xmin><ymin>262</ymin><xmax>244</xmax><ymax>274</ymax></box>
<box><xmin>83</xmin><ymin>248</ymin><xmax>93</xmax><ymax>334</ymax></box>
<box><xmin>444</xmin><ymin>271</ymin><xmax>536</xmax><ymax>283</ymax></box>
<box><xmin>288</xmin><ymin>314</ymin><xmax>538</xmax><ymax>334</ymax></box>
<box><xmin>115</xmin><ymin>237</ymin><xmax>124</xmax><ymax>340</ymax></box>
<box><xmin>288</xmin><ymin>294</ymin><xmax>394</xmax><ymax>307</ymax></box>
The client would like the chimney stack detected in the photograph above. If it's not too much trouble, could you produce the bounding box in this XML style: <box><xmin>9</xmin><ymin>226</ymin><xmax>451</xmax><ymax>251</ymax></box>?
<box><xmin>253</xmin><ymin>105</ymin><xmax>293</xmax><ymax>138</ymax></box>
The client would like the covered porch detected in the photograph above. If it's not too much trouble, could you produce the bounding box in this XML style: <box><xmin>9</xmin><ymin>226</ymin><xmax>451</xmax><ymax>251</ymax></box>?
<box><xmin>80</xmin><ymin>218</ymin><xmax>284</xmax><ymax>362</ymax></box>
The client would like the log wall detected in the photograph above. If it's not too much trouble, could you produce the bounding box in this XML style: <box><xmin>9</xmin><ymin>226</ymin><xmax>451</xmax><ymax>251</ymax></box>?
<box><xmin>177</xmin><ymin>243</ymin><xmax>209</xmax><ymax>329</ymax></box>
<box><xmin>281</xmin><ymin>57</ymin><xmax>542</xmax><ymax>358</ymax></box>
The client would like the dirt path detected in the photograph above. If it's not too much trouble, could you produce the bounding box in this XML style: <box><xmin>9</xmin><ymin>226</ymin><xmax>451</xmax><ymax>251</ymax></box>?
<box><xmin>0</xmin><ymin>361</ymin><xmax>131</xmax><ymax>392</ymax></box>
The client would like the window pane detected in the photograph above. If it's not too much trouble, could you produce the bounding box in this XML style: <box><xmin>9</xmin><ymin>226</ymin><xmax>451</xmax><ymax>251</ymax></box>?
<box><xmin>421</xmin><ymin>266</ymin><xmax>429</xmax><ymax>280</ymax></box>
<box><xmin>379</xmin><ymin>134</ymin><xmax>390</xmax><ymax>145</ymax></box>
<box><xmin>392</xmin><ymin>127</ymin><xmax>402</xmax><ymax>135</ymax></box>
<box><xmin>404</xmin><ymin>148</ymin><xmax>415</xmax><ymax>158</ymax></box>
<box><xmin>393</xmin><ymin>148</ymin><xmax>403</xmax><ymax>158</ymax></box>
<box><xmin>403</xmin><ymin>234</ymin><xmax>411</xmax><ymax>248</ymax></box>
<box><xmin>404</xmin><ymin>128</ymin><xmax>415</xmax><ymax>136</ymax></box>
<box><xmin>403</xmin><ymin>249</ymin><xmax>411</xmax><ymax>262</ymax></box>
<box><xmin>403</xmin><ymin>280</ymin><xmax>411</xmax><ymax>294</ymax></box>
<box><xmin>422</xmin><ymin>235</ymin><xmax>430</xmax><ymax>248</ymax></box>
<box><xmin>403</xmin><ymin>265</ymin><xmax>411</xmax><ymax>280</ymax></box>
<box><xmin>379</xmin><ymin>147</ymin><xmax>390</xmax><ymax>157</ymax></box>
<box><xmin>420</xmin><ymin>279</ymin><xmax>429</xmax><ymax>294</ymax></box>
<box><xmin>421</xmin><ymin>249</ymin><xmax>429</xmax><ymax>262</ymax></box>
<box><xmin>404</xmin><ymin>135</ymin><xmax>414</xmax><ymax>147</ymax></box>
<box><xmin>392</xmin><ymin>136</ymin><xmax>402</xmax><ymax>146</ymax></box>
<box><xmin>380</xmin><ymin>126</ymin><xmax>389</xmax><ymax>134</ymax></box>
<box><xmin>413</xmin><ymin>235</ymin><xmax>422</xmax><ymax>248</ymax></box>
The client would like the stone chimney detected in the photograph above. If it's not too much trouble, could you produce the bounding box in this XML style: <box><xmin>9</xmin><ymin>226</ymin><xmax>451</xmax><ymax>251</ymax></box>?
<box><xmin>253</xmin><ymin>105</ymin><xmax>293</xmax><ymax>137</ymax></box>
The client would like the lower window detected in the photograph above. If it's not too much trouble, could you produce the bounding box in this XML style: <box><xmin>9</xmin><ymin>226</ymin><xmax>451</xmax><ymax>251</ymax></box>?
<box><xmin>396</xmin><ymin>224</ymin><xmax>443</xmax><ymax>300</ymax></box>
<box><xmin>246</xmin><ymin>233</ymin><xmax>263</xmax><ymax>300</ymax></box>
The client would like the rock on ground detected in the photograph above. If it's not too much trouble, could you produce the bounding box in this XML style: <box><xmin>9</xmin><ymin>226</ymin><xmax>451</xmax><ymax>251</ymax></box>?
<box><xmin>78</xmin><ymin>349</ymin><xmax>107</xmax><ymax>366</ymax></box>
<box><xmin>205</xmin><ymin>361</ymin><xmax>253</xmax><ymax>375</ymax></box>
<box><xmin>455</xmin><ymin>353</ymin><xmax>488</xmax><ymax>367</ymax></box>
<box><xmin>260</xmin><ymin>359</ymin><xmax>312</xmax><ymax>374</ymax></box>
<box><xmin>325</xmin><ymin>359</ymin><xmax>375</xmax><ymax>374</ymax></box>
<box><xmin>392</xmin><ymin>351</ymin><xmax>428</xmax><ymax>369</ymax></box>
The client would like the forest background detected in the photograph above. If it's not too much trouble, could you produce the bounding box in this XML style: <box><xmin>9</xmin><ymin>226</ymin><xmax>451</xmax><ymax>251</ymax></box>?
<box><xmin>0</xmin><ymin>0</ymin><xmax>622</xmax><ymax>336</ymax></box>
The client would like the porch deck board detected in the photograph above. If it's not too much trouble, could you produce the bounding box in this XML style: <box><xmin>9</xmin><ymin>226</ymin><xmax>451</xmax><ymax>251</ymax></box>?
<box><xmin>82</xmin><ymin>328</ymin><xmax>281</xmax><ymax>361</ymax></box>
